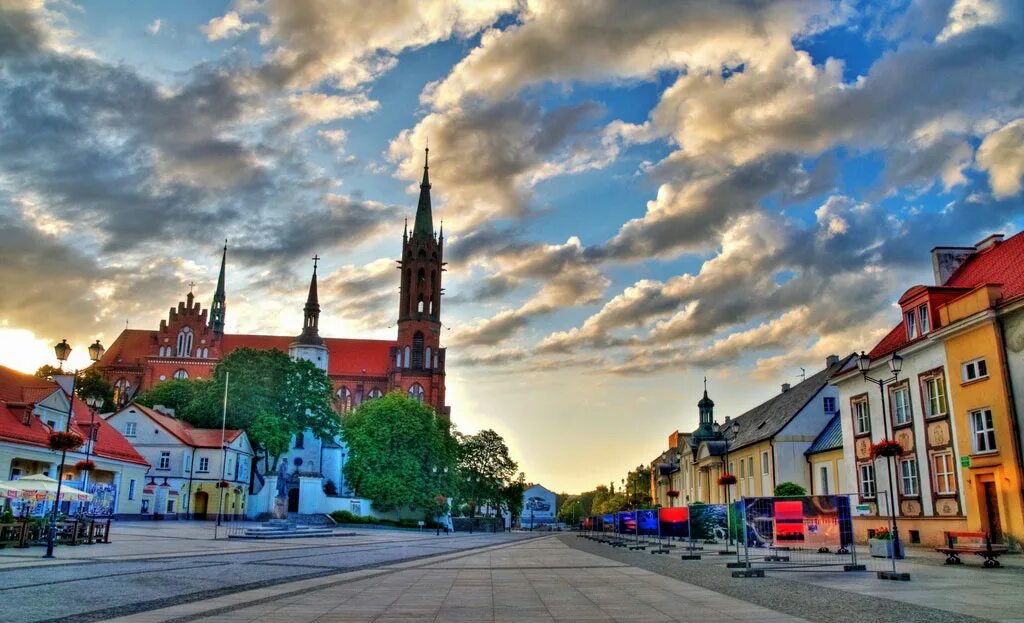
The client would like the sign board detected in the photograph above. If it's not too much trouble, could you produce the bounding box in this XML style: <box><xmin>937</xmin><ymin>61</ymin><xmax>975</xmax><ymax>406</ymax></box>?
<box><xmin>960</xmin><ymin>455</ymin><xmax>971</xmax><ymax>468</ymax></box>
<box><xmin>854</xmin><ymin>504</ymin><xmax>871</xmax><ymax>516</ymax></box>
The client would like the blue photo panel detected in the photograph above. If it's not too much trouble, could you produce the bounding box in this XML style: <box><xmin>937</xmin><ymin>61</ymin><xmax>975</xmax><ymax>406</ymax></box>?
<box><xmin>637</xmin><ymin>509</ymin><xmax>658</xmax><ymax>536</ymax></box>
<box><xmin>616</xmin><ymin>511</ymin><xmax>637</xmax><ymax>534</ymax></box>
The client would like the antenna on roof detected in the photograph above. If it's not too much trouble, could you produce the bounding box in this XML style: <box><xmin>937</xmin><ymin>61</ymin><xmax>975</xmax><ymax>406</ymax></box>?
<box><xmin>798</xmin><ymin>368</ymin><xmax>806</xmax><ymax>382</ymax></box>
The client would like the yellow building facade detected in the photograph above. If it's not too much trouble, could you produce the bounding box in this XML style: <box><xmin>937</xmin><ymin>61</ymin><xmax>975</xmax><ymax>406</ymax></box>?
<box><xmin>937</xmin><ymin>284</ymin><xmax>1024</xmax><ymax>543</ymax></box>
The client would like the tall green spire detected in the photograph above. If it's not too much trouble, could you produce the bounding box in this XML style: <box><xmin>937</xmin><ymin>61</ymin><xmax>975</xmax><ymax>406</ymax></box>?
<box><xmin>209</xmin><ymin>240</ymin><xmax>227</xmax><ymax>335</ymax></box>
<box><xmin>413</xmin><ymin>147</ymin><xmax>433</xmax><ymax>239</ymax></box>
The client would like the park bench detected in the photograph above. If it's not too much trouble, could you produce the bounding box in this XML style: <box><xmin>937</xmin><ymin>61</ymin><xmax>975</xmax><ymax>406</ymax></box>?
<box><xmin>936</xmin><ymin>531</ymin><xmax>1007</xmax><ymax>568</ymax></box>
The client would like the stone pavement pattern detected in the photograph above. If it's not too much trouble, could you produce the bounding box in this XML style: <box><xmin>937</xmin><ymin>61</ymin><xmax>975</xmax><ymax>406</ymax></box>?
<box><xmin>101</xmin><ymin>537</ymin><xmax>808</xmax><ymax>623</ymax></box>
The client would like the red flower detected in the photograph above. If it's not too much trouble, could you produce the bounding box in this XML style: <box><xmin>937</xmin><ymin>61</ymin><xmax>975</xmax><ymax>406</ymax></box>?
<box><xmin>870</xmin><ymin>440</ymin><xmax>904</xmax><ymax>459</ymax></box>
<box><xmin>718</xmin><ymin>473</ymin><xmax>738</xmax><ymax>486</ymax></box>
<box><xmin>48</xmin><ymin>431</ymin><xmax>84</xmax><ymax>452</ymax></box>
<box><xmin>74</xmin><ymin>460</ymin><xmax>96</xmax><ymax>471</ymax></box>
<box><xmin>666</xmin><ymin>490</ymin><xmax>680</xmax><ymax>498</ymax></box>
<box><xmin>215</xmin><ymin>480</ymin><xmax>230</xmax><ymax>488</ymax></box>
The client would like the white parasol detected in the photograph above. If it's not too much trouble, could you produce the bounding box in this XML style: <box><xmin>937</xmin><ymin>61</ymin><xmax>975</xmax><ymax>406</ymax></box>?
<box><xmin>0</xmin><ymin>474</ymin><xmax>92</xmax><ymax>502</ymax></box>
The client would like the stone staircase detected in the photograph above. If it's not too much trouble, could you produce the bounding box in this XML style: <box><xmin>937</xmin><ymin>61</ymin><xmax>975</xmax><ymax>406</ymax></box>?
<box><xmin>230</xmin><ymin>519</ymin><xmax>336</xmax><ymax>539</ymax></box>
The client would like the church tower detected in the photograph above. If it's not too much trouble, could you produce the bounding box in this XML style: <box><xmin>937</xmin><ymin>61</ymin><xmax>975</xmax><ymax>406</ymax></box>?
<box><xmin>289</xmin><ymin>256</ymin><xmax>329</xmax><ymax>371</ymax></box>
<box><xmin>209</xmin><ymin>240</ymin><xmax>227</xmax><ymax>336</ymax></box>
<box><xmin>394</xmin><ymin>148</ymin><xmax>446</xmax><ymax>413</ymax></box>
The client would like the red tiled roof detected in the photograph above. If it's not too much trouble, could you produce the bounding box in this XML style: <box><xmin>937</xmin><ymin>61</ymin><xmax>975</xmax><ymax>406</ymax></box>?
<box><xmin>0</xmin><ymin>401</ymin><xmax>54</xmax><ymax>447</ymax></box>
<box><xmin>219</xmin><ymin>335</ymin><xmax>396</xmax><ymax>376</ymax></box>
<box><xmin>128</xmin><ymin>403</ymin><xmax>243</xmax><ymax>448</ymax></box>
<box><xmin>0</xmin><ymin>365</ymin><xmax>59</xmax><ymax>403</ymax></box>
<box><xmin>96</xmin><ymin>329</ymin><xmax>153</xmax><ymax>368</ymax></box>
<box><xmin>945</xmin><ymin>232</ymin><xmax>1024</xmax><ymax>298</ymax></box>
<box><xmin>866</xmin><ymin>231</ymin><xmax>1024</xmax><ymax>359</ymax></box>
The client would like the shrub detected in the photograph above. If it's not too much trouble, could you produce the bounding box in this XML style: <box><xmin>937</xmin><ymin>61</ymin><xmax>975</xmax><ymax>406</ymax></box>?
<box><xmin>323</xmin><ymin>479</ymin><xmax>338</xmax><ymax>496</ymax></box>
<box><xmin>773</xmin><ymin>482</ymin><xmax>807</xmax><ymax>497</ymax></box>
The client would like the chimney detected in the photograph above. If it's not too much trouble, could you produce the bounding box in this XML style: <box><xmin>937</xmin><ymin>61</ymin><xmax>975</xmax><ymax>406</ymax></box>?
<box><xmin>975</xmin><ymin>233</ymin><xmax>1004</xmax><ymax>251</ymax></box>
<box><xmin>826</xmin><ymin>354</ymin><xmax>839</xmax><ymax>367</ymax></box>
<box><xmin>931</xmin><ymin>245</ymin><xmax>976</xmax><ymax>285</ymax></box>
<box><xmin>781</xmin><ymin>383</ymin><xmax>791</xmax><ymax>393</ymax></box>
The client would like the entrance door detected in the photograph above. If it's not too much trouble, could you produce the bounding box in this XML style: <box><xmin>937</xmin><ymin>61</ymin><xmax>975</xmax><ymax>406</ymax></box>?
<box><xmin>193</xmin><ymin>491</ymin><xmax>209</xmax><ymax>520</ymax></box>
<box><xmin>981</xmin><ymin>481</ymin><xmax>1003</xmax><ymax>542</ymax></box>
<box><xmin>287</xmin><ymin>488</ymin><xmax>299</xmax><ymax>513</ymax></box>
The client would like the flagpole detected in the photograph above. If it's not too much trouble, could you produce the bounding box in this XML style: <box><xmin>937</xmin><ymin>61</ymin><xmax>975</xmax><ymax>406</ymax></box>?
<box><xmin>215</xmin><ymin>371</ymin><xmax>229</xmax><ymax>536</ymax></box>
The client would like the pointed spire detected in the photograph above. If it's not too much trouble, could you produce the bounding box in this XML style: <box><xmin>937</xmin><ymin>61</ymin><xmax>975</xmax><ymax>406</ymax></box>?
<box><xmin>412</xmin><ymin>147</ymin><xmax>433</xmax><ymax>239</ymax></box>
<box><xmin>209</xmin><ymin>239</ymin><xmax>227</xmax><ymax>335</ymax></box>
<box><xmin>296</xmin><ymin>255</ymin><xmax>323</xmax><ymax>345</ymax></box>
<box><xmin>438</xmin><ymin>220</ymin><xmax>443</xmax><ymax>245</ymax></box>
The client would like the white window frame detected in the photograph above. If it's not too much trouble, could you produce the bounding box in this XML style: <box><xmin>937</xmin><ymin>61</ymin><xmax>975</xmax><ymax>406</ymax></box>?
<box><xmin>962</xmin><ymin>358</ymin><xmax>989</xmax><ymax>383</ymax></box>
<box><xmin>918</xmin><ymin>305</ymin><xmax>929</xmax><ymax>334</ymax></box>
<box><xmin>158</xmin><ymin>451</ymin><xmax>170</xmax><ymax>470</ymax></box>
<box><xmin>906</xmin><ymin>309</ymin><xmax>917</xmax><ymax>339</ymax></box>
<box><xmin>124</xmin><ymin>421</ymin><xmax>137</xmax><ymax>437</ymax></box>
<box><xmin>761</xmin><ymin>451</ymin><xmax>770</xmax><ymax>476</ymax></box>
<box><xmin>932</xmin><ymin>451</ymin><xmax>956</xmax><ymax>495</ymax></box>
<box><xmin>899</xmin><ymin>457</ymin><xmax>919</xmax><ymax>497</ymax></box>
<box><xmin>853</xmin><ymin>397</ymin><xmax>870</xmax><ymax>435</ymax></box>
<box><xmin>924</xmin><ymin>375</ymin><xmax>948</xmax><ymax>418</ymax></box>
<box><xmin>198</xmin><ymin>456</ymin><xmax>210</xmax><ymax>472</ymax></box>
<box><xmin>823</xmin><ymin>396</ymin><xmax>836</xmax><ymax>413</ymax></box>
<box><xmin>183</xmin><ymin>453</ymin><xmax>192</xmax><ymax>473</ymax></box>
<box><xmin>858</xmin><ymin>463</ymin><xmax>876</xmax><ymax>499</ymax></box>
<box><xmin>891</xmin><ymin>385</ymin><xmax>912</xmax><ymax>426</ymax></box>
<box><xmin>970</xmin><ymin>408</ymin><xmax>997</xmax><ymax>454</ymax></box>
<box><xmin>819</xmin><ymin>465</ymin><xmax>830</xmax><ymax>495</ymax></box>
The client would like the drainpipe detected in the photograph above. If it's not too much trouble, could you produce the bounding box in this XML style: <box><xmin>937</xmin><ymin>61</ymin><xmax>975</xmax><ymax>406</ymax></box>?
<box><xmin>768</xmin><ymin>438</ymin><xmax>778</xmax><ymax>495</ymax></box>
<box><xmin>185</xmin><ymin>449</ymin><xmax>195</xmax><ymax>519</ymax></box>
<box><xmin>806</xmin><ymin>452</ymin><xmax>814</xmax><ymax>496</ymax></box>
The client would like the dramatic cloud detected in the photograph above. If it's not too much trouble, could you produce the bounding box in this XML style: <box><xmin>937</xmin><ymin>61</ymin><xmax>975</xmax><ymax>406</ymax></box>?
<box><xmin>977</xmin><ymin>119</ymin><xmax>1024</xmax><ymax>198</ymax></box>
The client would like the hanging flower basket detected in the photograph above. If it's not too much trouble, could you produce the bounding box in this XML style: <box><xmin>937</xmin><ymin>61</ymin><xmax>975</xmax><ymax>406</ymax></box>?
<box><xmin>74</xmin><ymin>460</ymin><xmax>96</xmax><ymax>472</ymax></box>
<box><xmin>215</xmin><ymin>480</ymin><xmax>230</xmax><ymax>488</ymax></box>
<box><xmin>870</xmin><ymin>440</ymin><xmax>904</xmax><ymax>459</ymax></box>
<box><xmin>48</xmin><ymin>431</ymin><xmax>84</xmax><ymax>452</ymax></box>
<box><xmin>666</xmin><ymin>490</ymin><xmax>680</xmax><ymax>498</ymax></box>
<box><xmin>718</xmin><ymin>473</ymin><xmax>738</xmax><ymax>486</ymax></box>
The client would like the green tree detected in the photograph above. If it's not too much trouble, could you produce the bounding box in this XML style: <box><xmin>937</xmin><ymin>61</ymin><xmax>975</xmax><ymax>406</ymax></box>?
<box><xmin>35</xmin><ymin>365</ymin><xmax>114</xmax><ymax>408</ymax></box>
<box><xmin>342</xmin><ymin>392</ymin><xmax>459</xmax><ymax>514</ymax></box>
<box><xmin>502</xmin><ymin>472</ymin><xmax>526</xmax><ymax>524</ymax></box>
<box><xmin>135</xmin><ymin>378</ymin><xmax>205</xmax><ymax>414</ymax></box>
<box><xmin>457</xmin><ymin>429</ymin><xmax>518</xmax><ymax>516</ymax></box>
<box><xmin>774</xmin><ymin>482</ymin><xmax>807</xmax><ymax>497</ymax></box>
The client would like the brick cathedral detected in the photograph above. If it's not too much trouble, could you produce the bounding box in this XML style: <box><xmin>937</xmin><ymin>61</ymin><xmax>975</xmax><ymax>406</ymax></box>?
<box><xmin>96</xmin><ymin>150</ymin><xmax>449</xmax><ymax>417</ymax></box>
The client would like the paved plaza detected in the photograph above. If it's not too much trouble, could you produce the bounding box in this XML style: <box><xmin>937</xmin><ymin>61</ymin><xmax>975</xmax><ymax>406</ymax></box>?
<box><xmin>2</xmin><ymin>525</ymin><xmax>1023</xmax><ymax>622</ymax></box>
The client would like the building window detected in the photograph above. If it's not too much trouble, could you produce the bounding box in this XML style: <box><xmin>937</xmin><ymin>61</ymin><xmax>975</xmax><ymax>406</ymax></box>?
<box><xmin>174</xmin><ymin>369</ymin><xmax>189</xmax><ymax>380</ymax></box>
<box><xmin>761</xmin><ymin>451</ymin><xmax>770</xmax><ymax>476</ymax></box>
<box><xmin>336</xmin><ymin>386</ymin><xmax>352</xmax><ymax>412</ymax></box>
<box><xmin>409</xmin><ymin>383</ymin><xmax>425</xmax><ymax>401</ymax></box>
<box><xmin>295</xmin><ymin>431</ymin><xmax>304</xmax><ymax>449</ymax></box>
<box><xmin>932</xmin><ymin>451</ymin><xmax>956</xmax><ymax>495</ymax></box>
<box><xmin>891</xmin><ymin>385</ymin><xmax>912</xmax><ymax>426</ymax></box>
<box><xmin>403</xmin><ymin>346</ymin><xmax>410</xmax><ymax>368</ymax></box>
<box><xmin>899</xmin><ymin>458</ymin><xmax>919</xmax><ymax>496</ymax></box>
<box><xmin>970</xmin><ymin>408</ymin><xmax>997</xmax><ymax>453</ymax></box>
<box><xmin>184</xmin><ymin>454</ymin><xmax>191</xmax><ymax>473</ymax></box>
<box><xmin>747</xmin><ymin>457</ymin><xmax>754</xmax><ymax>483</ymax></box>
<box><xmin>159</xmin><ymin>451</ymin><xmax>170</xmax><ymax>470</ymax></box>
<box><xmin>412</xmin><ymin>332</ymin><xmax>425</xmax><ymax>368</ymax></box>
<box><xmin>176</xmin><ymin>327</ymin><xmax>193</xmax><ymax>357</ymax></box>
<box><xmin>853</xmin><ymin>397</ymin><xmax>870</xmax><ymax>435</ymax></box>
<box><xmin>167</xmin><ymin>499</ymin><xmax>175</xmax><ymax>513</ymax></box>
<box><xmin>924</xmin><ymin>375</ymin><xmax>948</xmax><ymax>417</ymax></box>
<box><xmin>858</xmin><ymin>464</ymin><xmax>876</xmax><ymax>499</ymax></box>
<box><xmin>905</xmin><ymin>309</ymin><xmax>917</xmax><ymax>339</ymax></box>
<box><xmin>113</xmin><ymin>378</ymin><xmax>130</xmax><ymax>406</ymax></box>
<box><xmin>368</xmin><ymin>388</ymin><xmax>383</xmax><ymax>399</ymax></box>
<box><xmin>918</xmin><ymin>305</ymin><xmax>929</xmax><ymax>334</ymax></box>
<box><xmin>238</xmin><ymin>456</ymin><xmax>248</xmax><ymax>482</ymax></box>
<box><xmin>819</xmin><ymin>465</ymin><xmax>830</xmax><ymax>495</ymax></box>
<box><xmin>198</xmin><ymin>457</ymin><xmax>210</xmax><ymax>472</ymax></box>
<box><xmin>124</xmin><ymin>421</ymin><xmax>137</xmax><ymax>437</ymax></box>
<box><xmin>128</xmin><ymin>479</ymin><xmax>136</xmax><ymax>500</ymax></box>
<box><xmin>425</xmin><ymin>347</ymin><xmax>432</xmax><ymax>369</ymax></box>
<box><xmin>962</xmin><ymin>358</ymin><xmax>988</xmax><ymax>383</ymax></box>
<box><xmin>823</xmin><ymin>396</ymin><xmax>836</xmax><ymax>413</ymax></box>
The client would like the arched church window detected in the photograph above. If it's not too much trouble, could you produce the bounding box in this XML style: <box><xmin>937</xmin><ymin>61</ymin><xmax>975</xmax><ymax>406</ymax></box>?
<box><xmin>395</xmin><ymin>352</ymin><xmax>401</xmax><ymax>368</ymax></box>
<box><xmin>113</xmin><ymin>378</ymin><xmax>130</xmax><ymax>406</ymax></box>
<box><xmin>336</xmin><ymin>387</ymin><xmax>352</xmax><ymax>412</ymax></box>
<box><xmin>425</xmin><ymin>347</ymin><xmax>432</xmax><ymax>369</ymax></box>
<box><xmin>176</xmin><ymin>327</ymin><xmax>193</xmax><ymax>357</ymax></box>
<box><xmin>403</xmin><ymin>346</ymin><xmax>410</xmax><ymax>368</ymax></box>
<box><xmin>173</xmin><ymin>369</ymin><xmax>188</xmax><ymax>380</ymax></box>
<box><xmin>409</xmin><ymin>383</ymin><xmax>425</xmax><ymax>401</ymax></box>
<box><xmin>412</xmin><ymin>332</ymin><xmax>424</xmax><ymax>368</ymax></box>
<box><xmin>368</xmin><ymin>388</ymin><xmax>383</xmax><ymax>399</ymax></box>
<box><xmin>417</xmin><ymin>297</ymin><xmax>424</xmax><ymax>314</ymax></box>
<box><xmin>434</xmin><ymin>351</ymin><xmax>440</xmax><ymax>368</ymax></box>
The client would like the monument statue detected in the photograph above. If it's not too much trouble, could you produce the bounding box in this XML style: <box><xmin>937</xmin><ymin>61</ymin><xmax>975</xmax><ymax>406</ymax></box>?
<box><xmin>273</xmin><ymin>458</ymin><xmax>289</xmax><ymax>519</ymax></box>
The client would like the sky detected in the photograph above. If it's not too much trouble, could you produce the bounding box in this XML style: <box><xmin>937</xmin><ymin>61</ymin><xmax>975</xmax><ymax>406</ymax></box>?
<box><xmin>1</xmin><ymin>0</ymin><xmax>1023</xmax><ymax>494</ymax></box>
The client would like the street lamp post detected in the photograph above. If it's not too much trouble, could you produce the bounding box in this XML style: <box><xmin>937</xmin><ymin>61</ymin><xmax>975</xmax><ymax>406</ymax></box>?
<box><xmin>857</xmin><ymin>351</ymin><xmax>906</xmax><ymax>579</ymax></box>
<box><xmin>81</xmin><ymin>394</ymin><xmax>106</xmax><ymax>510</ymax></box>
<box><xmin>45</xmin><ymin>338</ymin><xmax>104</xmax><ymax>559</ymax></box>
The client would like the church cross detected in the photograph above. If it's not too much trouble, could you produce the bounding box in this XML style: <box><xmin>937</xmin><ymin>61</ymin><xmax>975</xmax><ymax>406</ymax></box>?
<box><xmin>312</xmin><ymin>254</ymin><xmax>320</xmax><ymax>270</ymax></box>
<box><xmin>188</xmin><ymin>281</ymin><xmax>196</xmax><ymax>293</ymax></box>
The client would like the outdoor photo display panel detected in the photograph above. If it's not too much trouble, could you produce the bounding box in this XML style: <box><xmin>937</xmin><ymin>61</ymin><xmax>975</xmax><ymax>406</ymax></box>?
<box><xmin>636</xmin><ymin>509</ymin><xmax>658</xmax><ymax>536</ymax></box>
<box><xmin>658</xmin><ymin>507</ymin><xmax>689</xmax><ymax>538</ymax></box>
<box><xmin>740</xmin><ymin>495</ymin><xmax>853</xmax><ymax>549</ymax></box>
<box><xmin>616</xmin><ymin>511</ymin><xmax>637</xmax><ymax>534</ymax></box>
<box><xmin>688</xmin><ymin>504</ymin><xmax>728</xmax><ymax>541</ymax></box>
<box><xmin>602</xmin><ymin>514</ymin><xmax>615</xmax><ymax>533</ymax></box>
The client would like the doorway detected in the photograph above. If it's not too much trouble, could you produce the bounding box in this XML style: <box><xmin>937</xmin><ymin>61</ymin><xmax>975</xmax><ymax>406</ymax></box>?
<box><xmin>287</xmin><ymin>488</ymin><xmax>299</xmax><ymax>513</ymax></box>
<box><xmin>193</xmin><ymin>491</ymin><xmax>209</xmax><ymax>520</ymax></box>
<box><xmin>980</xmin><ymin>481</ymin><xmax>1003</xmax><ymax>542</ymax></box>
